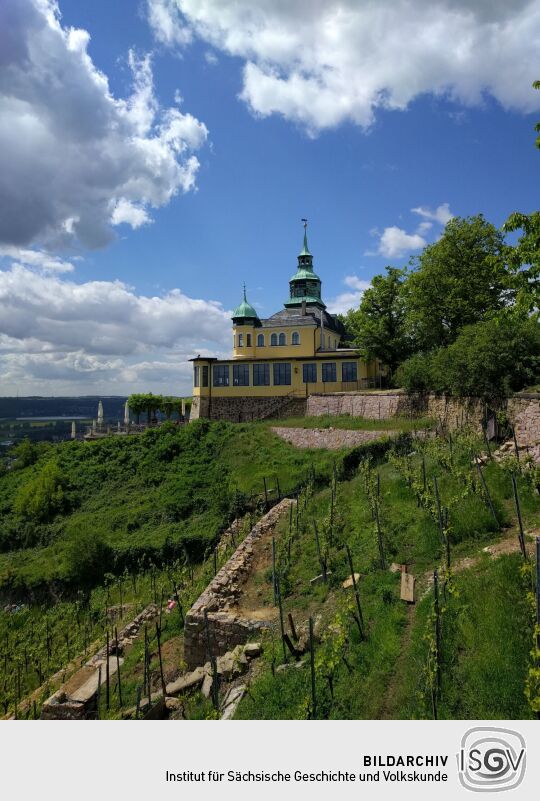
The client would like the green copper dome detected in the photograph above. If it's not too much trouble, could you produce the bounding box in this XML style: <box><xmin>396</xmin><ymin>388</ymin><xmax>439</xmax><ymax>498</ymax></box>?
<box><xmin>232</xmin><ymin>285</ymin><xmax>259</xmax><ymax>320</ymax></box>
<box><xmin>285</xmin><ymin>222</ymin><xmax>325</xmax><ymax>309</ymax></box>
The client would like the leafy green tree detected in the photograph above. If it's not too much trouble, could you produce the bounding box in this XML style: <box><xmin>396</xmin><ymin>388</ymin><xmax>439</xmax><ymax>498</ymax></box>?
<box><xmin>13</xmin><ymin>460</ymin><xmax>71</xmax><ymax>522</ymax></box>
<box><xmin>533</xmin><ymin>79</ymin><xmax>540</xmax><ymax>148</ymax></box>
<box><xmin>503</xmin><ymin>211</ymin><xmax>540</xmax><ymax>312</ymax></box>
<box><xmin>127</xmin><ymin>393</ymin><xmax>146</xmax><ymax>424</ymax></box>
<box><xmin>161</xmin><ymin>396</ymin><xmax>176</xmax><ymax>419</ymax></box>
<box><xmin>64</xmin><ymin>526</ymin><xmax>113</xmax><ymax>588</ymax></box>
<box><xmin>11</xmin><ymin>438</ymin><xmax>38</xmax><ymax>469</ymax></box>
<box><xmin>406</xmin><ymin>215</ymin><xmax>509</xmax><ymax>350</ymax></box>
<box><xmin>396</xmin><ymin>313</ymin><xmax>540</xmax><ymax>401</ymax></box>
<box><xmin>341</xmin><ymin>267</ymin><xmax>411</xmax><ymax>376</ymax></box>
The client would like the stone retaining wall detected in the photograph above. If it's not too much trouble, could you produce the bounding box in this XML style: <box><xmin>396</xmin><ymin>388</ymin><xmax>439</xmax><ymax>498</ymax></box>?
<box><xmin>271</xmin><ymin>426</ymin><xmax>391</xmax><ymax>450</ymax></box>
<box><xmin>306</xmin><ymin>391</ymin><xmax>540</xmax><ymax>447</ymax></box>
<box><xmin>508</xmin><ymin>395</ymin><xmax>540</xmax><ymax>450</ymax></box>
<box><xmin>183</xmin><ymin>498</ymin><xmax>294</xmax><ymax>669</ymax></box>
<box><xmin>306</xmin><ymin>391</ymin><xmax>412</xmax><ymax>420</ymax></box>
<box><xmin>191</xmin><ymin>395</ymin><xmax>307</xmax><ymax>422</ymax></box>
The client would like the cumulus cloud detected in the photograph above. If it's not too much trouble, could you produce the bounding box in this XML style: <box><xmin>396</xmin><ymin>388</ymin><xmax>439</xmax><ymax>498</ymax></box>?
<box><xmin>327</xmin><ymin>274</ymin><xmax>371</xmax><ymax>314</ymax></box>
<box><xmin>0</xmin><ymin>0</ymin><xmax>208</xmax><ymax>249</ymax></box>
<box><xmin>0</xmin><ymin>263</ymin><xmax>231</xmax><ymax>394</ymax></box>
<box><xmin>147</xmin><ymin>0</ymin><xmax>540</xmax><ymax>133</ymax></box>
<box><xmin>0</xmin><ymin>246</ymin><xmax>75</xmax><ymax>273</ymax></box>
<box><xmin>412</xmin><ymin>203</ymin><xmax>454</xmax><ymax>225</ymax></box>
<box><xmin>368</xmin><ymin>202</ymin><xmax>455</xmax><ymax>258</ymax></box>
<box><xmin>371</xmin><ymin>227</ymin><xmax>427</xmax><ymax>259</ymax></box>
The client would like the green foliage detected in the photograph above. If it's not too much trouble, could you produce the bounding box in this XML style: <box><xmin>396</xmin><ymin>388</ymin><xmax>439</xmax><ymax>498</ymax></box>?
<box><xmin>341</xmin><ymin>267</ymin><xmax>412</xmax><ymax>375</ymax></box>
<box><xmin>396</xmin><ymin>313</ymin><xmax>540</xmax><ymax>401</ymax></box>
<box><xmin>406</xmin><ymin>215</ymin><xmax>508</xmax><ymax>350</ymax></box>
<box><xmin>11</xmin><ymin>438</ymin><xmax>39</xmax><ymax>469</ymax></box>
<box><xmin>503</xmin><ymin>210</ymin><xmax>540</xmax><ymax>312</ymax></box>
<box><xmin>64</xmin><ymin>527</ymin><xmax>113</xmax><ymax>588</ymax></box>
<box><xmin>13</xmin><ymin>460</ymin><xmax>71</xmax><ymax>523</ymax></box>
<box><xmin>0</xmin><ymin>420</ymin><xmax>342</xmax><ymax>595</ymax></box>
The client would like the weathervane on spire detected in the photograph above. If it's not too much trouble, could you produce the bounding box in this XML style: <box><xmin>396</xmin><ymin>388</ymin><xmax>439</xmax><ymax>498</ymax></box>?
<box><xmin>301</xmin><ymin>217</ymin><xmax>308</xmax><ymax>230</ymax></box>
<box><xmin>243</xmin><ymin>281</ymin><xmax>247</xmax><ymax>300</ymax></box>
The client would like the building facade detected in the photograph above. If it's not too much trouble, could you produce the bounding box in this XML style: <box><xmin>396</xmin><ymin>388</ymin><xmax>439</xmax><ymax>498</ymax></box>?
<box><xmin>190</xmin><ymin>225</ymin><xmax>384</xmax><ymax>420</ymax></box>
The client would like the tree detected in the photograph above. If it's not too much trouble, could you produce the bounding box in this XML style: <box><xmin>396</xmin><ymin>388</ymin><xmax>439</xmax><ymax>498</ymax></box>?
<box><xmin>13</xmin><ymin>460</ymin><xmax>71</xmax><ymax>522</ymax></box>
<box><xmin>406</xmin><ymin>215</ymin><xmax>509</xmax><ymax>350</ymax></box>
<box><xmin>11</xmin><ymin>438</ymin><xmax>38</xmax><ymax>469</ymax></box>
<box><xmin>396</xmin><ymin>313</ymin><xmax>540</xmax><ymax>401</ymax></box>
<box><xmin>341</xmin><ymin>267</ymin><xmax>411</xmax><ymax>376</ymax></box>
<box><xmin>503</xmin><ymin>213</ymin><xmax>540</xmax><ymax>313</ymax></box>
<box><xmin>533</xmin><ymin>79</ymin><xmax>540</xmax><ymax>148</ymax></box>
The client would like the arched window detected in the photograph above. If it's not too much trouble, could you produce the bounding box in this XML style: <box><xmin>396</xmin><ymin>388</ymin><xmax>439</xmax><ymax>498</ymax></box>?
<box><xmin>278</xmin><ymin>332</ymin><xmax>286</xmax><ymax>346</ymax></box>
<box><xmin>238</xmin><ymin>333</ymin><xmax>243</xmax><ymax>347</ymax></box>
<box><xmin>270</xmin><ymin>333</ymin><xmax>278</xmax><ymax>346</ymax></box>
<box><xmin>257</xmin><ymin>334</ymin><xmax>264</xmax><ymax>347</ymax></box>
<box><xmin>292</xmin><ymin>331</ymin><xmax>300</xmax><ymax>345</ymax></box>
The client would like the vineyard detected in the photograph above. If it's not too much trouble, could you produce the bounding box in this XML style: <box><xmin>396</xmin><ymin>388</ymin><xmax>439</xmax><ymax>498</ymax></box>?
<box><xmin>0</xmin><ymin>418</ymin><xmax>539</xmax><ymax>719</ymax></box>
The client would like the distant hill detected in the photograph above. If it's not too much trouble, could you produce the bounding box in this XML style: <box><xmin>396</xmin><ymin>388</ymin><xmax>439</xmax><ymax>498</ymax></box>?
<box><xmin>0</xmin><ymin>396</ymin><xmax>127</xmax><ymax>420</ymax></box>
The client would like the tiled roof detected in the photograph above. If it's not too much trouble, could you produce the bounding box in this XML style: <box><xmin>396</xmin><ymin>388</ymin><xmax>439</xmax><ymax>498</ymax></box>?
<box><xmin>259</xmin><ymin>307</ymin><xmax>343</xmax><ymax>333</ymax></box>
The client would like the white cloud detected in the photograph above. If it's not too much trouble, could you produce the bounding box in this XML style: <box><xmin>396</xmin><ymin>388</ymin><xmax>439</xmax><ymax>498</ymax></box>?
<box><xmin>0</xmin><ymin>246</ymin><xmax>75</xmax><ymax>273</ymax></box>
<box><xmin>0</xmin><ymin>0</ymin><xmax>208</xmax><ymax>249</ymax></box>
<box><xmin>412</xmin><ymin>203</ymin><xmax>454</xmax><ymax>225</ymax></box>
<box><xmin>0</xmin><ymin>262</ymin><xmax>232</xmax><ymax>394</ymax></box>
<box><xmin>111</xmin><ymin>200</ymin><xmax>151</xmax><ymax>229</ymax></box>
<box><xmin>327</xmin><ymin>275</ymin><xmax>371</xmax><ymax>314</ymax></box>
<box><xmin>147</xmin><ymin>0</ymin><xmax>540</xmax><ymax>133</ymax></box>
<box><xmin>371</xmin><ymin>226</ymin><xmax>427</xmax><ymax>259</ymax></box>
<box><xmin>147</xmin><ymin>0</ymin><xmax>193</xmax><ymax>47</ymax></box>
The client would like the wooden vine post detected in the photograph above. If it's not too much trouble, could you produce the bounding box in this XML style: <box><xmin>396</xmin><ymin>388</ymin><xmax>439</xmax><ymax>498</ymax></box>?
<box><xmin>309</xmin><ymin>617</ymin><xmax>317</xmax><ymax>720</ymax></box>
<box><xmin>476</xmin><ymin>461</ymin><xmax>499</xmax><ymax>530</ymax></box>
<box><xmin>511</xmin><ymin>474</ymin><xmax>527</xmax><ymax>559</ymax></box>
<box><xmin>272</xmin><ymin>536</ymin><xmax>278</xmax><ymax>605</ymax></box>
<box><xmin>313</xmin><ymin>521</ymin><xmax>327</xmax><ymax>583</ymax></box>
<box><xmin>374</xmin><ymin>502</ymin><xmax>386</xmax><ymax>570</ymax></box>
<box><xmin>345</xmin><ymin>544</ymin><xmax>364</xmax><ymax>638</ymax></box>
<box><xmin>433</xmin><ymin>569</ymin><xmax>441</xmax><ymax>703</ymax></box>
<box><xmin>155</xmin><ymin>622</ymin><xmax>167</xmax><ymax>700</ymax></box>
<box><xmin>105</xmin><ymin>630</ymin><xmax>110</xmax><ymax>711</ymax></box>
<box><xmin>276</xmin><ymin>574</ymin><xmax>288</xmax><ymax>664</ymax></box>
<box><xmin>433</xmin><ymin>477</ymin><xmax>445</xmax><ymax>545</ymax></box>
<box><xmin>115</xmin><ymin>626</ymin><xmax>123</xmax><ymax>708</ymax></box>
<box><xmin>536</xmin><ymin>537</ymin><xmax>540</xmax><ymax>651</ymax></box>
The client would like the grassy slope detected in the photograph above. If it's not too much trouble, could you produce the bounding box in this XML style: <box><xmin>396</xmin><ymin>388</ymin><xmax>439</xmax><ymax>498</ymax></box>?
<box><xmin>0</xmin><ymin>421</ymin><xmax>342</xmax><ymax>593</ymax></box>
<box><xmin>1</xmin><ymin>420</ymin><xmax>538</xmax><ymax>720</ymax></box>
<box><xmin>236</xmin><ymin>444</ymin><xmax>539</xmax><ymax>720</ymax></box>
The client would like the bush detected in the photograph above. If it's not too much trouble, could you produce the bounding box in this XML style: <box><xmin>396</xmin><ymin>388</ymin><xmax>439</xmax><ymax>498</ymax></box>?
<box><xmin>64</xmin><ymin>527</ymin><xmax>114</xmax><ymax>588</ymax></box>
<box><xmin>13</xmin><ymin>460</ymin><xmax>71</xmax><ymax>523</ymax></box>
<box><xmin>396</xmin><ymin>313</ymin><xmax>540</xmax><ymax>401</ymax></box>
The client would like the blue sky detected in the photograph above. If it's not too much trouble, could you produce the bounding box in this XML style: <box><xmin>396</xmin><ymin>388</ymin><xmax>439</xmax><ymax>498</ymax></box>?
<box><xmin>0</xmin><ymin>0</ymin><xmax>539</xmax><ymax>395</ymax></box>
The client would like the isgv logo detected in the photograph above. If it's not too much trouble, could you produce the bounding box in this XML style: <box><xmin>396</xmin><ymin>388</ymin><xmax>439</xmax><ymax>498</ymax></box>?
<box><xmin>457</xmin><ymin>727</ymin><xmax>526</xmax><ymax>793</ymax></box>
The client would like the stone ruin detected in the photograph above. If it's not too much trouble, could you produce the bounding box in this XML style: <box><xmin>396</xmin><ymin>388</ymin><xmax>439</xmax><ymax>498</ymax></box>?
<box><xmin>183</xmin><ymin>498</ymin><xmax>295</xmax><ymax>669</ymax></box>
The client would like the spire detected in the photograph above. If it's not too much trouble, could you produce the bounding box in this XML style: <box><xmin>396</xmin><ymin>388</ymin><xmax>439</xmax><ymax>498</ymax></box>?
<box><xmin>284</xmin><ymin>218</ymin><xmax>325</xmax><ymax>309</ymax></box>
<box><xmin>232</xmin><ymin>283</ymin><xmax>259</xmax><ymax>322</ymax></box>
<box><xmin>299</xmin><ymin>218</ymin><xmax>311</xmax><ymax>257</ymax></box>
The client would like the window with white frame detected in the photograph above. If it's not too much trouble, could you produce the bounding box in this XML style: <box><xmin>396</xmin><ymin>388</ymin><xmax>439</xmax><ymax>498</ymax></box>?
<box><xmin>292</xmin><ymin>331</ymin><xmax>300</xmax><ymax>345</ymax></box>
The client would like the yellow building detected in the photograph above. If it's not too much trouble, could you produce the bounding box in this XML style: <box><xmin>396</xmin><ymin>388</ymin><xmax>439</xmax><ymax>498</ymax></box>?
<box><xmin>190</xmin><ymin>224</ymin><xmax>384</xmax><ymax>420</ymax></box>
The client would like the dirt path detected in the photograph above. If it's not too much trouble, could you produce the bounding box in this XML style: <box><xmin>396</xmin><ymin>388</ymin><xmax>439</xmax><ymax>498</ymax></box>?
<box><xmin>379</xmin><ymin>602</ymin><xmax>416</xmax><ymax>720</ymax></box>
<box><xmin>379</xmin><ymin>528</ymin><xmax>538</xmax><ymax>719</ymax></box>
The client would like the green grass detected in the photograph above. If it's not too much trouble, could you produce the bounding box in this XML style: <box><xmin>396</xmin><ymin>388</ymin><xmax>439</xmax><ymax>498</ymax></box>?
<box><xmin>262</xmin><ymin>414</ymin><xmax>434</xmax><ymax>432</ymax></box>
<box><xmin>236</xmin><ymin>431</ymin><xmax>540</xmax><ymax>720</ymax></box>
<box><xmin>1</xmin><ymin>422</ymin><xmax>539</xmax><ymax>720</ymax></box>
